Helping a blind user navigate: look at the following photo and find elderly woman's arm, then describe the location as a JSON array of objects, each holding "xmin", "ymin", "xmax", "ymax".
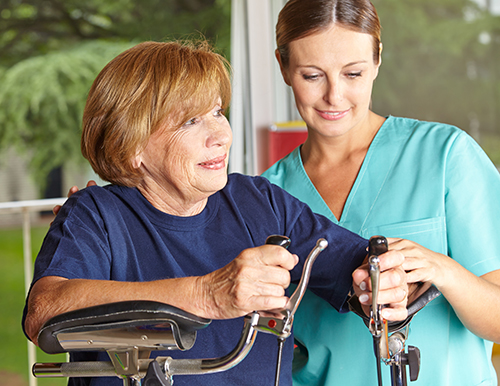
[
  {"xmin": 26, "ymin": 244, "xmax": 409, "ymax": 346},
  {"xmin": 25, "ymin": 244, "xmax": 298, "ymax": 346}
]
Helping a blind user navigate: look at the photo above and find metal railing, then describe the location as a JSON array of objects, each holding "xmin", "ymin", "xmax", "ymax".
[{"xmin": 0, "ymin": 197, "xmax": 67, "ymax": 386}]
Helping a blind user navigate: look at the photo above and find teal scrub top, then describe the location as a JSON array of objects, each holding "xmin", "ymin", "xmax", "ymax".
[{"xmin": 262, "ymin": 116, "xmax": 500, "ymax": 386}]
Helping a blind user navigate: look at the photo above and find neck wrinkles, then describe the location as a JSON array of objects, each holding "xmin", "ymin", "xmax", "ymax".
[{"xmin": 137, "ymin": 179, "xmax": 208, "ymax": 217}]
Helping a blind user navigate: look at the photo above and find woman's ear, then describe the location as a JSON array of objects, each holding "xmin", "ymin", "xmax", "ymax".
[
  {"xmin": 131, "ymin": 152, "xmax": 143, "ymax": 169},
  {"xmin": 374, "ymin": 42, "xmax": 383, "ymax": 79},
  {"xmin": 275, "ymin": 49, "xmax": 291, "ymax": 86}
]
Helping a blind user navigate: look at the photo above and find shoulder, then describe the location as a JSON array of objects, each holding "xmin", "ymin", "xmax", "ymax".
[
  {"xmin": 261, "ymin": 148, "xmax": 301, "ymax": 188},
  {"xmin": 62, "ymin": 184, "xmax": 123, "ymax": 210},
  {"xmin": 384, "ymin": 116, "xmax": 477, "ymax": 160},
  {"xmin": 54, "ymin": 184, "xmax": 135, "ymax": 226},
  {"xmin": 224, "ymin": 172, "xmax": 306, "ymax": 210},
  {"xmin": 387, "ymin": 116, "xmax": 465, "ymax": 142}
]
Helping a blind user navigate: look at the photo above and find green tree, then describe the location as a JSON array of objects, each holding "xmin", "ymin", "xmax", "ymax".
[
  {"xmin": 372, "ymin": 0, "xmax": 500, "ymax": 163},
  {"xmin": 0, "ymin": 0, "xmax": 231, "ymax": 66},
  {"xmin": 0, "ymin": 0, "xmax": 231, "ymax": 190},
  {"xmin": 0, "ymin": 40, "xmax": 135, "ymax": 187}
]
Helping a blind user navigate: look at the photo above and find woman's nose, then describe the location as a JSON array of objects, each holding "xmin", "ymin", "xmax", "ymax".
[
  {"xmin": 323, "ymin": 80, "xmax": 343, "ymax": 105},
  {"xmin": 206, "ymin": 119, "xmax": 232, "ymax": 147}
]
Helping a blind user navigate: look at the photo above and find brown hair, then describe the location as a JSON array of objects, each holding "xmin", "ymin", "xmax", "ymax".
[
  {"xmin": 276, "ymin": 0, "xmax": 381, "ymax": 67},
  {"xmin": 81, "ymin": 40, "xmax": 232, "ymax": 187}
]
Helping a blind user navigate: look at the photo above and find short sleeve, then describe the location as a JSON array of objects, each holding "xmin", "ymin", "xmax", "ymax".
[
  {"xmin": 445, "ymin": 132, "xmax": 500, "ymax": 276},
  {"xmin": 32, "ymin": 192, "xmax": 112, "ymax": 283}
]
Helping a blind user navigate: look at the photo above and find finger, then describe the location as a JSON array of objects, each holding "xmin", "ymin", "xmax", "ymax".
[
  {"xmin": 228, "ymin": 273, "xmax": 289, "ymax": 311},
  {"xmin": 376, "ymin": 285, "xmax": 407, "ymax": 305},
  {"xmin": 232, "ymin": 253, "xmax": 293, "ymax": 288},
  {"xmin": 405, "ymin": 268, "xmax": 433, "ymax": 284},
  {"xmin": 379, "ymin": 267, "xmax": 406, "ymax": 290},
  {"xmin": 251, "ymin": 281, "xmax": 287, "ymax": 297},
  {"xmin": 259, "ymin": 245, "xmax": 298, "ymax": 270},
  {"xmin": 248, "ymin": 294, "xmax": 289, "ymax": 312},
  {"xmin": 52, "ymin": 205, "xmax": 62, "ymax": 216},
  {"xmin": 358, "ymin": 284, "xmax": 407, "ymax": 304},
  {"xmin": 378, "ymin": 250, "xmax": 405, "ymax": 272},
  {"xmin": 87, "ymin": 180, "xmax": 97, "ymax": 187},
  {"xmin": 248, "ymin": 265, "xmax": 292, "ymax": 288},
  {"xmin": 386, "ymin": 238, "xmax": 411, "ymax": 250},
  {"xmin": 401, "ymin": 255, "xmax": 427, "ymax": 271},
  {"xmin": 67, "ymin": 186, "xmax": 79, "ymax": 198},
  {"xmin": 381, "ymin": 304, "xmax": 408, "ymax": 321},
  {"xmin": 352, "ymin": 263, "xmax": 370, "ymax": 287}
]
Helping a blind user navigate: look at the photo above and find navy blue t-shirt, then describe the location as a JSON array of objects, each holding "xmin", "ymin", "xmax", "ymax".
[{"xmin": 24, "ymin": 173, "xmax": 367, "ymax": 386}]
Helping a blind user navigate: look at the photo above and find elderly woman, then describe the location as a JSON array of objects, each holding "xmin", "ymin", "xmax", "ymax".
[{"xmin": 23, "ymin": 41, "xmax": 407, "ymax": 386}]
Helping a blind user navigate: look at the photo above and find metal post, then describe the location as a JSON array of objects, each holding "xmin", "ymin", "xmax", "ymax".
[{"xmin": 22, "ymin": 207, "xmax": 37, "ymax": 386}]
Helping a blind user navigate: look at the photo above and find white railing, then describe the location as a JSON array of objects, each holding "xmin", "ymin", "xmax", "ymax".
[{"xmin": 0, "ymin": 197, "xmax": 67, "ymax": 386}]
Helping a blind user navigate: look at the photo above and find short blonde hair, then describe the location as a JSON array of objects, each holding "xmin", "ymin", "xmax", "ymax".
[{"xmin": 81, "ymin": 40, "xmax": 232, "ymax": 186}]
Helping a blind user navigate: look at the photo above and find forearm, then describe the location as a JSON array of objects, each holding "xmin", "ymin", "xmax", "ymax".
[
  {"xmin": 436, "ymin": 265, "xmax": 500, "ymax": 343},
  {"xmin": 389, "ymin": 238, "xmax": 500, "ymax": 343},
  {"xmin": 25, "ymin": 275, "xmax": 206, "ymax": 345},
  {"xmin": 25, "ymin": 245, "xmax": 297, "ymax": 346}
]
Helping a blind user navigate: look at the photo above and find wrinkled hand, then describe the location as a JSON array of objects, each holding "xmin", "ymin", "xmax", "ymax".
[
  {"xmin": 52, "ymin": 180, "xmax": 97, "ymax": 217},
  {"xmin": 352, "ymin": 250, "xmax": 408, "ymax": 321},
  {"xmin": 199, "ymin": 245, "xmax": 299, "ymax": 320}
]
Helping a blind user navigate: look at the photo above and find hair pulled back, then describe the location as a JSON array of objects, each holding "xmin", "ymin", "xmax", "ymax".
[{"xmin": 276, "ymin": 0, "xmax": 381, "ymax": 67}]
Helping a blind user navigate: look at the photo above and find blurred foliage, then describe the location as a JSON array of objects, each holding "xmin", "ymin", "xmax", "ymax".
[
  {"xmin": 0, "ymin": 0, "xmax": 231, "ymax": 190},
  {"xmin": 0, "ymin": 0, "xmax": 231, "ymax": 66},
  {"xmin": 372, "ymin": 0, "xmax": 500, "ymax": 163},
  {"xmin": 0, "ymin": 40, "xmax": 135, "ymax": 187}
]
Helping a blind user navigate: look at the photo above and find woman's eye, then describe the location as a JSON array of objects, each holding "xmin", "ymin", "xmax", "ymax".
[
  {"xmin": 215, "ymin": 108, "xmax": 226, "ymax": 117},
  {"xmin": 303, "ymin": 74, "xmax": 320, "ymax": 81},
  {"xmin": 183, "ymin": 118, "xmax": 198, "ymax": 126},
  {"xmin": 347, "ymin": 72, "xmax": 362, "ymax": 78}
]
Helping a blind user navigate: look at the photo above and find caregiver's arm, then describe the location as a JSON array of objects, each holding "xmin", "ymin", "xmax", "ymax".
[
  {"xmin": 25, "ymin": 244, "xmax": 298, "ymax": 346},
  {"xmin": 390, "ymin": 238, "xmax": 500, "ymax": 343}
]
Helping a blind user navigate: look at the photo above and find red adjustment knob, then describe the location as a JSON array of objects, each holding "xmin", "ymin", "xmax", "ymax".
[{"xmin": 268, "ymin": 319, "xmax": 277, "ymax": 328}]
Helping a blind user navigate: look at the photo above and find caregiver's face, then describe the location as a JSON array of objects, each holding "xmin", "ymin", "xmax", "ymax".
[
  {"xmin": 139, "ymin": 100, "xmax": 232, "ymax": 205},
  {"xmin": 280, "ymin": 24, "xmax": 380, "ymax": 138}
]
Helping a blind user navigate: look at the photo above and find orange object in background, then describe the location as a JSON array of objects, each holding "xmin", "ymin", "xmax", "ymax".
[
  {"xmin": 267, "ymin": 121, "xmax": 308, "ymax": 169},
  {"xmin": 493, "ymin": 344, "xmax": 500, "ymax": 386}
]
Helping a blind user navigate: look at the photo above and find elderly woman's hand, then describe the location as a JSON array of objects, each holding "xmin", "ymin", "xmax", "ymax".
[
  {"xmin": 352, "ymin": 250, "xmax": 408, "ymax": 321},
  {"xmin": 197, "ymin": 245, "xmax": 299, "ymax": 319}
]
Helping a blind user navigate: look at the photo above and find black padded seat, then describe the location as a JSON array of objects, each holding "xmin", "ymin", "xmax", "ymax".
[{"xmin": 37, "ymin": 300, "xmax": 211, "ymax": 354}]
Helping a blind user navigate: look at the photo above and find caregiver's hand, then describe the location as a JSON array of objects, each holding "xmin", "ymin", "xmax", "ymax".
[
  {"xmin": 52, "ymin": 180, "xmax": 97, "ymax": 217},
  {"xmin": 387, "ymin": 237, "xmax": 500, "ymax": 343}
]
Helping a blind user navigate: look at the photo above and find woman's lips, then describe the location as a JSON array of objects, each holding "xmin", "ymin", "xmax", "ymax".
[
  {"xmin": 316, "ymin": 108, "xmax": 350, "ymax": 121},
  {"xmin": 199, "ymin": 155, "xmax": 227, "ymax": 170}
]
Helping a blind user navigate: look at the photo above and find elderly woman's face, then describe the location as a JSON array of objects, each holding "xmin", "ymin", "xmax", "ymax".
[{"xmin": 137, "ymin": 101, "xmax": 232, "ymax": 207}]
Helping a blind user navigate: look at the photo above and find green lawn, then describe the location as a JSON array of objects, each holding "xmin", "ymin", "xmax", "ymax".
[{"xmin": 0, "ymin": 224, "xmax": 67, "ymax": 386}]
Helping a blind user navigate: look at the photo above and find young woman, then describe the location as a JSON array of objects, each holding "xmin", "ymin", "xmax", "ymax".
[{"xmin": 262, "ymin": 0, "xmax": 500, "ymax": 385}]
